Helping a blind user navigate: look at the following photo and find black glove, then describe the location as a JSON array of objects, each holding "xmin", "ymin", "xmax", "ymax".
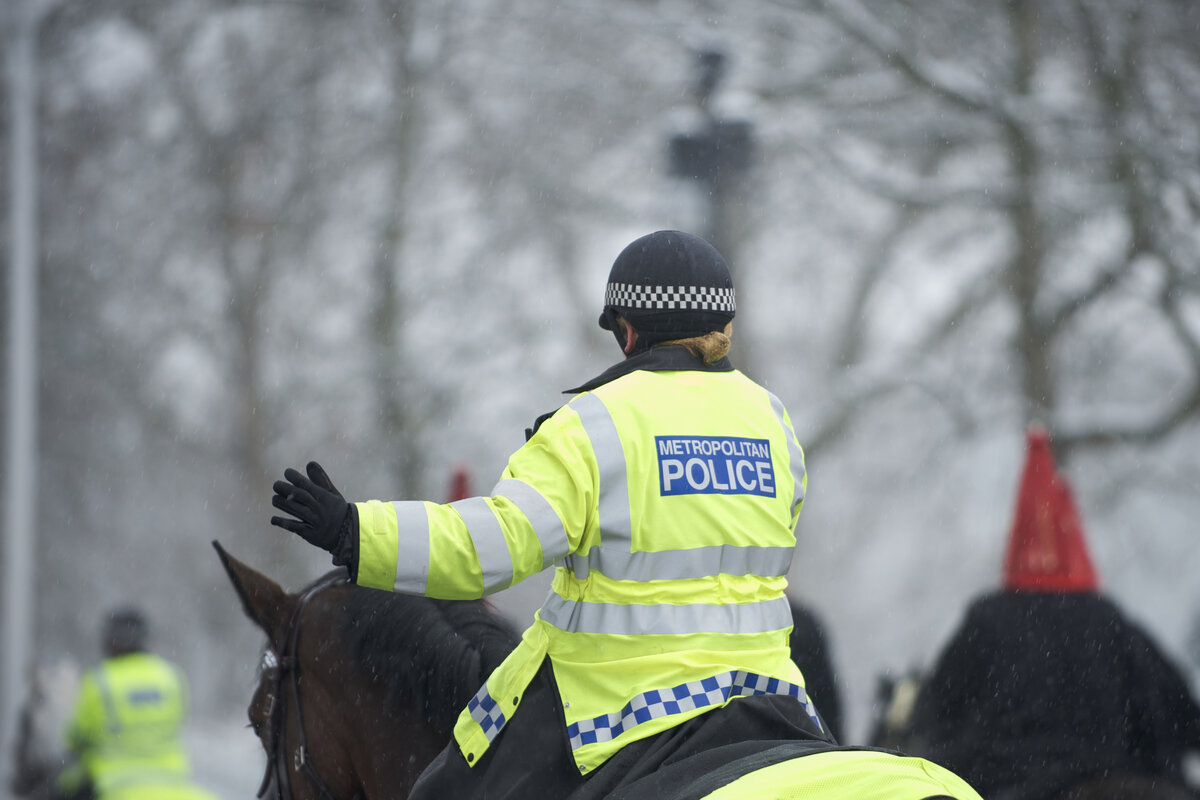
[{"xmin": 270, "ymin": 461, "xmax": 353, "ymax": 554}]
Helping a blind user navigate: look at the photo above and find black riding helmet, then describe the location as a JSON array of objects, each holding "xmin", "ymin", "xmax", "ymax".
[{"xmin": 599, "ymin": 230, "xmax": 736, "ymax": 354}]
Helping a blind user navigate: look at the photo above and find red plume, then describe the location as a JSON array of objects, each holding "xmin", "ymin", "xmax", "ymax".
[
  {"xmin": 1002, "ymin": 426, "xmax": 1099, "ymax": 593},
  {"xmin": 446, "ymin": 466, "xmax": 473, "ymax": 503}
]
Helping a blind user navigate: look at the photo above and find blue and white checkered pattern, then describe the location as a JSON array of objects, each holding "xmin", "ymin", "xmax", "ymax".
[
  {"xmin": 565, "ymin": 670, "xmax": 821, "ymax": 750},
  {"xmin": 466, "ymin": 683, "xmax": 506, "ymax": 742},
  {"xmin": 605, "ymin": 282, "xmax": 736, "ymax": 313}
]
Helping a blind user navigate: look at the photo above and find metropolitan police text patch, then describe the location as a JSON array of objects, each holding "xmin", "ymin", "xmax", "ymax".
[{"xmin": 657, "ymin": 436, "xmax": 775, "ymax": 497}]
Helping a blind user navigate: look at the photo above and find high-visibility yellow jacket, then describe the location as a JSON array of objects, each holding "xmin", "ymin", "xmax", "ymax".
[
  {"xmin": 354, "ymin": 347, "xmax": 813, "ymax": 773},
  {"xmin": 59, "ymin": 652, "xmax": 215, "ymax": 800}
]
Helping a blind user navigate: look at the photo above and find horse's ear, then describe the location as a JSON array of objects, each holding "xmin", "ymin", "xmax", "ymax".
[{"xmin": 212, "ymin": 540, "xmax": 294, "ymax": 648}]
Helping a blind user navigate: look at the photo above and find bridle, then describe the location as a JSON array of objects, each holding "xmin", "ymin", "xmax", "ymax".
[{"xmin": 257, "ymin": 571, "xmax": 356, "ymax": 800}]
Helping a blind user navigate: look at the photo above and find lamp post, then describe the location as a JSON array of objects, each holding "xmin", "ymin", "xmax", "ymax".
[
  {"xmin": 3, "ymin": 0, "xmax": 41, "ymax": 790},
  {"xmin": 667, "ymin": 48, "xmax": 755, "ymax": 260},
  {"xmin": 667, "ymin": 47, "xmax": 756, "ymax": 374}
]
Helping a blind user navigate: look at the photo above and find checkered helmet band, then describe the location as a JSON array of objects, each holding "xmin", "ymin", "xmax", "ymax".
[{"xmin": 604, "ymin": 283, "xmax": 736, "ymax": 314}]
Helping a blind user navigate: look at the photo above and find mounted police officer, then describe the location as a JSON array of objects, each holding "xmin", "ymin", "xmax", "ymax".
[
  {"xmin": 56, "ymin": 608, "xmax": 217, "ymax": 800},
  {"xmin": 271, "ymin": 230, "xmax": 835, "ymax": 799}
]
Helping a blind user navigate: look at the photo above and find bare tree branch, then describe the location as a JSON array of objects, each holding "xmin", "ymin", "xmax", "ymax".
[{"xmin": 806, "ymin": 0, "xmax": 1007, "ymax": 119}]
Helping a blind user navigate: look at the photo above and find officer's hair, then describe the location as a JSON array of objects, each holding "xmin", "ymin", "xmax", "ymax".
[{"xmin": 657, "ymin": 322, "xmax": 733, "ymax": 365}]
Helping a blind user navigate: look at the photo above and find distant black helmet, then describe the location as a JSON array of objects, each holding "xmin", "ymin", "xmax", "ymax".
[
  {"xmin": 104, "ymin": 606, "xmax": 149, "ymax": 655},
  {"xmin": 599, "ymin": 230, "xmax": 735, "ymax": 351}
]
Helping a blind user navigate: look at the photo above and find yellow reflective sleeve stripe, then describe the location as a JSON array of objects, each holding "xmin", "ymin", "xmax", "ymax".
[
  {"xmin": 491, "ymin": 478, "xmax": 571, "ymax": 569},
  {"xmin": 768, "ymin": 390, "xmax": 806, "ymax": 521},
  {"xmin": 391, "ymin": 501, "xmax": 435, "ymax": 592},
  {"xmin": 355, "ymin": 500, "xmax": 401, "ymax": 592},
  {"xmin": 357, "ymin": 454, "xmax": 581, "ymax": 599},
  {"xmin": 358, "ymin": 499, "xmax": 494, "ymax": 598},
  {"xmin": 449, "ymin": 497, "xmax": 514, "ymax": 592},
  {"xmin": 358, "ymin": 498, "xmax": 503, "ymax": 599},
  {"xmin": 699, "ymin": 749, "xmax": 985, "ymax": 800},
  {"xmin": 424, "ymin": 501, "xmax": 499, "ymax": 598}
]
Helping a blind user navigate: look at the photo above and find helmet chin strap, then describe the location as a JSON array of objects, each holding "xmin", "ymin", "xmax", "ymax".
[
  {"xmin": 622, "ymin": 325, "xmax": 639, "ymax": 355},
  {"xmin": 602, "ymin": 307, "xmax": 628, "ymax": 351},
  {"xmin": 601, "ymin": 308, "xmax": 649, "ymax": 356}
]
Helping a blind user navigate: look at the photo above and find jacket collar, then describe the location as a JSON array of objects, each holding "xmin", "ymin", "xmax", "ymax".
[{"xmin": 566, "ymin": 345, "xmax": 734, "ymax": 394}]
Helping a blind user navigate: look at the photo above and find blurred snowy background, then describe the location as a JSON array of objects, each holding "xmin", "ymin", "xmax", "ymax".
[{"xmin": 4, "ymin": 1, "xmax": 1200, "ymax": 797}]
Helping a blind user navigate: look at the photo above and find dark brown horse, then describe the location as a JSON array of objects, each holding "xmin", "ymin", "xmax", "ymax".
[
  {"xmin": 213, "ymin": 541, "xmax": 519, "ymax": 800},
  {"xmin": 215, "ymin": 541, "xmax": 999, "ymax": 800}
]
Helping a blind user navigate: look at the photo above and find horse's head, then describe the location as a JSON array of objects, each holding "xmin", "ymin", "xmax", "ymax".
[
  {"xmin": 213, "ymin": 542, "xmax": 364, "ymax": 796},
  {"xmin": 214, "ymin": 541, "xmax": 394, "ymax": 800}
]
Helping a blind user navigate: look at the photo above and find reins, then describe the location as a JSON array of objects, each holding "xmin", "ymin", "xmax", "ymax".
[{"xmin": 258, "ymin": 571, "xmax": 353, "ymax": 800}]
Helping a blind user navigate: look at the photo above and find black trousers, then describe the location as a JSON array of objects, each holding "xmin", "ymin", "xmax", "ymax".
[{"xmin": 408, "ymin": 660, "xmax": 836, "ymax": 800}]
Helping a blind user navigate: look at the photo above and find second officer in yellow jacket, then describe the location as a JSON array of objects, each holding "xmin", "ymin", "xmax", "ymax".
[{"xmin": 57, "ymin": 608, "xmax": 218, "ymax": 800}]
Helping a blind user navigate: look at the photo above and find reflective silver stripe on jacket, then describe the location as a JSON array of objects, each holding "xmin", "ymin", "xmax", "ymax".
[
  {"xmin": 96, "ymin": 666, "xmax": 122, "ymax": 735},
  {"xmin": 769, "ymin": 391, "xmax": 806, "ymax": 517},
  {"xmin": 450, "ymin": 497, "xmax": 514, "ymax": 592},
  {"xmin": 568, "ymin": 544, "xmax": 793, "ymax": 582},
  {"xmin": 391, "ymin": 500, "xmax": 431, "ymax": 594},
  {"xmin": 538, "ymin": 594, "xmax": 793, "ymax": 636},
  {"xmin": 570, "ymin": 393, "xmax": 631, "ymax": 545},
  {"xmin": 492, "ymin": 478, "xmax": 570, "ymax": 569},
  {"xmin": 563, "ymin": 391, "xmax": 630, "ymax": 580}
]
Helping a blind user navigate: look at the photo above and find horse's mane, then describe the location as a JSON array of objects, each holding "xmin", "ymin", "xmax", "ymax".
[{"xmin": 310, "ymin": 572, "xmax": 520, "ymax": 736}]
